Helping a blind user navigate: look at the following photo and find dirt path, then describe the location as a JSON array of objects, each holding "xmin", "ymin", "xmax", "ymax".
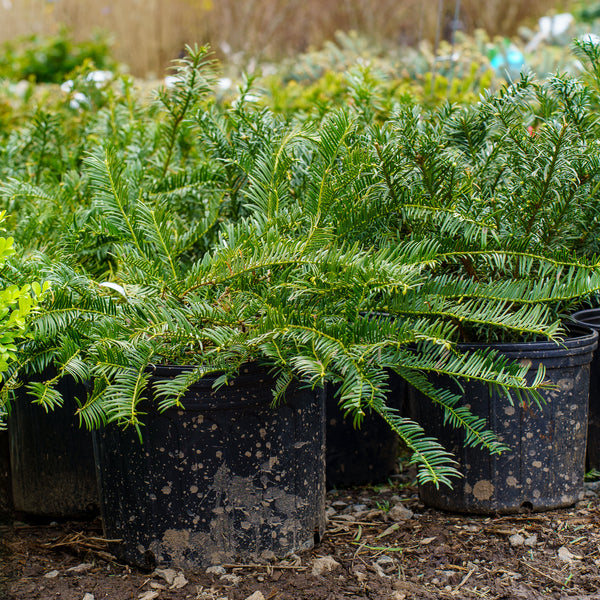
[{"xmin": 2, "ymin": 481, "xmax": 600, "ymax": 600}]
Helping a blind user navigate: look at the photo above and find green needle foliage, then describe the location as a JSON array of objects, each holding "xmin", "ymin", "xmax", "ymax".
[{"xmin": 5, "ymin": 45, "xmax": 600, "ymax": 487}]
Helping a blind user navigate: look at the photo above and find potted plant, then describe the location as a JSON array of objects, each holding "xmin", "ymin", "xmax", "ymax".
[
  {"xmin": 0, "ymin": 46, "xmax": 232, "ymax": 518},
  {"xmin": 557, "ymin": 37, "xmax": 600, "ymax": 473},
  {"xmin": 17, "ymin": 90, "xmax": 600, "ymax": 570},
  {"xmin": 9, "ymin": 48, "xmax": 600, "ymax": 564},
  {"xmin": 356, "ymin": 55, "xmax": 600, "ymax": 512}
]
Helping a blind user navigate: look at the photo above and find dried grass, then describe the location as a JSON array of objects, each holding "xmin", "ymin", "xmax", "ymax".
[{"xmin": 0, "ymin": 0, "xmax": 568, "ymax": 76}]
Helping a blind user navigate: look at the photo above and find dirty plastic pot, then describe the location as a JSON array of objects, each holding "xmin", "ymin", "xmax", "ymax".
[
  {"xmin": 572, "ymin": 309, "xmax": 600, "ymax": 471},
  {"xmin": 9, "ymin": 374, "xmax": 98, "ymax": 518},
  {"xmin": 326, "ymin": 371, "xmax": 404, "ymax": 488},
  {"xmin": 408, "ymin": 326, "xmax": 597, "ymax": 514},
  {"xmin": 92, "ymin": 363, "xmax": 326, "ymax": 570}
]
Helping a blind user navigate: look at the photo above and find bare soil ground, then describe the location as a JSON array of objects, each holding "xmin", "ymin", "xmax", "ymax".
[{"xmin": 2, "ymin": 480, "xmax": 600, "ymax": 600}]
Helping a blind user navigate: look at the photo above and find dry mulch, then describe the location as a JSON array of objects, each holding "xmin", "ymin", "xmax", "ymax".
[{"xmin": 2, "ymin": 480, "xmax": 600, "ymax": 600}]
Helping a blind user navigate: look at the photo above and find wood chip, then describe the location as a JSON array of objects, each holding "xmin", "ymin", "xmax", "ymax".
[
  {"xmin": 312, "ymin": 556, "xmax": 341, "ymax": 576},
  {"xmin": 154, "ymin": 568, "xmax": 177, "ymax": 585},
  {"xmin": 43, "ymin": 570, "xmax": 59, "ymax": 578},
  {"xmin": 170, "ymin": 572, "xmax": 188, "ymax": 589},
  {"xmin": 520, "ymin": 560, "xmax": 565, "ymax": 587},
  {"xmin": 377, "ymin": 523, "xmax": 400, "ymax": 539},
  {"xmin": 558, "ymin": 546, "xmax": 582, "ymax": 563},
  {"xmin": 66, "ymin": 562, "xmax": 93, "ymax": 574},
  {"xmin": 452, "ymin": 566, "xmax": 476, "ymax": 594}
]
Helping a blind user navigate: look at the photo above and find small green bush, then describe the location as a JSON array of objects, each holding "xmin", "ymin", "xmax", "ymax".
[
  {"xmin": 0, "ymin": 211, "xmax": 47, "ymax": 425},
  {"xmin": 0, "ymin": 28, "xmax": 116, "ymax": 84}
]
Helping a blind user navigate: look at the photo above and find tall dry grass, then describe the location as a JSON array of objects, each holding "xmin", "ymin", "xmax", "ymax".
[{"xmin": 0, "ymin": 0, "xmax": 568, "ymax": 76}]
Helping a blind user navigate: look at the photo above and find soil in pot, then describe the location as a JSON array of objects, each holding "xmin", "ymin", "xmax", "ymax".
[
  {"xmin": 572, "ymin": 308, "xmax": 600, "ymax": 471},
  {"xmin": 408, "ymin": 326, "xmax": 598, "ymax": 514},
  {"xmin": 9, "ymin": 374, "xmax": 98, "ymax": 518},
  {"xmin": 93, "ymin": 364, "xmax": 326, "ymax": 570},
  {"xmin": 326, "ymin": 371, "xmax": 404, "ymax": 488}
]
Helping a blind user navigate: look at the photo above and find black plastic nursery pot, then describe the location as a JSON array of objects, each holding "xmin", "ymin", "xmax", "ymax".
[
  {"xmin": 572, "ymin": 308, "xmax": 600, "ymax": 471},
  {"xmin": 408, "ymin": 326, "xmax": 598, "ymax": 514},
  {"xmin": 92, "ymin": 363, "xmax": 326, "ymax": 570},
  {"xmin": 325, "ymin": 371, "xmax": 404, "ymax": 488},
  {"xmin": 9, "ymin": 375, "xmax": 98, "ymax": 518}
]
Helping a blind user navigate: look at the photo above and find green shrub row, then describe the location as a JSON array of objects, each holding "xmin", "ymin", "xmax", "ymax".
[{"xmin": 2, "ymin": 41, "xmax": 600, "ymax": 484}]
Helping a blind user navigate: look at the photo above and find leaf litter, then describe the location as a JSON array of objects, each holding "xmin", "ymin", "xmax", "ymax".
[{"xmin": 2, "ymin": 480, "xmax": 600, "ymax": 599}]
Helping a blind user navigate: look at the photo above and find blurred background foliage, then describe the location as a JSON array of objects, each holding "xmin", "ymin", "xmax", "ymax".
[
  {"xmin": 0, "ymin": 0, "xmax": 577, "ymax": 77},
  {"xmin": 2, "ymin": 1, "xmax": 600, "ymax": 121}
]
